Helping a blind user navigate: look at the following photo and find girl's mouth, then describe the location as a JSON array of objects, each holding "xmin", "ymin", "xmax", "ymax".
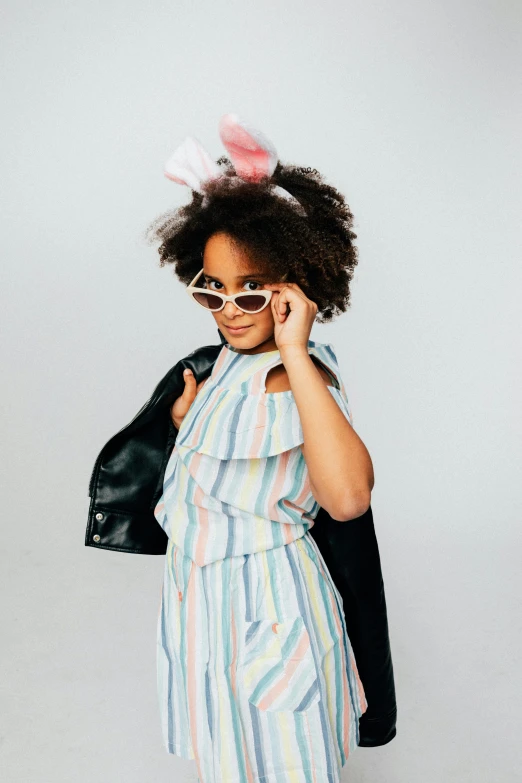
[{"xmin": 225, "ymin": 325, "xmax": 252, "ymax": 335}]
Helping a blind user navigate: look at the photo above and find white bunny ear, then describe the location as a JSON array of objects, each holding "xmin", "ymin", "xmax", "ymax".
[
  {"xmin": 218, "ymin": 113, "xmax": 278, "ymax": 182},
  {"xmin": 164, "ymin": 135, "xmax": 222, "ymax": 193}
]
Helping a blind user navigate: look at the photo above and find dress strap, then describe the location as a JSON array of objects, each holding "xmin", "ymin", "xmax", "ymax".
[
  {"xmin": 255, "ymin": 351, "xmax": 289, "ymax": 393},
  {"xmin": 255, "ymin": 340, "xmax": 342, "ymax": 393},
  {"xmin": 306, "ymin": 343, "xmax": 342, "ymax": 390},
  {"xmin": 295, "ymin": 341, "xmax": 354, "ymax": 426}
]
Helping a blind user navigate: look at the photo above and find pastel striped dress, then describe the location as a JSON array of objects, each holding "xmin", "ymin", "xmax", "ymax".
[{"xmin": 154, "ymin": 339, "xmax": 368, "ymax": 783}]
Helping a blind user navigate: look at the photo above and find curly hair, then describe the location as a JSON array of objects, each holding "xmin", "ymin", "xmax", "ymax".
[{"xmin": 144, "ymin": 156, "xmax": 359, "ymax": 323}]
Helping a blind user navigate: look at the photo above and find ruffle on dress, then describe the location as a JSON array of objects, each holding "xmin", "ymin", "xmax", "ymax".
[{"xmin": 174, "ymin": 341, "xmax": 353, "ymax": 461}]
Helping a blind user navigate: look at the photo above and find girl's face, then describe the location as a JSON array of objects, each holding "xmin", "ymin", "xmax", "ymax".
[{"xmin": 201, "ymin": 232, "xmax": 279, "ymax": 355}]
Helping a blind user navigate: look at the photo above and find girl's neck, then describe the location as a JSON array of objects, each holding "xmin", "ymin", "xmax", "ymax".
[{"xmin": 227, "ymin": 335, "xmax": 278, "ymax": 355}]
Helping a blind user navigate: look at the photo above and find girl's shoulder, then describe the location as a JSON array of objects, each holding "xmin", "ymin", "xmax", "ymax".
[
  {"xmin": 265, "ymin": 340, "xmax": 345, "ymax": 394},
  {"xmin": 268, "ymin": 338, "xmax": 354, "ymax": 426},
  {"xmin": 305, "ymin": 340, "xmax": 354, "ymax": 426},
  {"xmin": 265, "ymin": 356, "xmax": 334, "ymax": 393},
  {"xmin": 306, "ymin": 340, "xmax": 343, "ymax": 390},
  {"xmin": 310, "ymin": 338, "xmax": 350, "ymax": 376}
]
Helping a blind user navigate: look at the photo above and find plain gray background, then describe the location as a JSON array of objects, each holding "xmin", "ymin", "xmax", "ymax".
[{"xmin": 1, "ymin": 1, "xmax": 520, "ymax": 781}]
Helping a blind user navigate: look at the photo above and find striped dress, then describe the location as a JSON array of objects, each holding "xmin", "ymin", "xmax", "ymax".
[{"xmin": 154, "ymin": 339, "xmax": 368, "ymax": 783}]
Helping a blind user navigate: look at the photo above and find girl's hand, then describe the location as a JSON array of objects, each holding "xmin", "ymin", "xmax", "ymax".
[
  {"xmin": 170, "ymin": 370, "xmax": 208, "ymax": 430},
  {"xmin": 263, "ymin": 282, "xmax": 318, "ymax": 352}
]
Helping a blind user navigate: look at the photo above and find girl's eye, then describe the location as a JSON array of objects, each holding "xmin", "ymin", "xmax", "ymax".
[{"xmin": 205, "ymin": 280, "xmax": 262, "ymax": 291}]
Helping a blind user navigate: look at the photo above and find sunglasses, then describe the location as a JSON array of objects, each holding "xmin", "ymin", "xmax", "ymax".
[{"xmin": 186, "ymin": 269, "xmax": 274, "ymax": 314}]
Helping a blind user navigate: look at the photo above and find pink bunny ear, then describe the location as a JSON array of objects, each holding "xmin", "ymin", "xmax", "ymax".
[
  {"xmin": 218, "ymin": 113, "xmax": 278, "ymax": 182},
  {"xmin": 164, "ymin": 135, "xmax": 222, "ymax": 193}
]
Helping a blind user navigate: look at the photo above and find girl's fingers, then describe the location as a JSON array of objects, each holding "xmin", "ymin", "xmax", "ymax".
[
  {"xmin": 269, "ymin": 285, "xmax": 300, "ymax": 321},
  {"xmin": 182, "ymin": 369, "xmax": 197, "ymax": 398}
]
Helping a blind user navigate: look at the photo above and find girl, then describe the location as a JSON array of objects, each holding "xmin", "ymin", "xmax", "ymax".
[{"xmin": 145, "ymin": 114, "xmax": 374, "ymax": 783}]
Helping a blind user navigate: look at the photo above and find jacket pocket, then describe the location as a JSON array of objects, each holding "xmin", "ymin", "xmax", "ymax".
[{"xmin": 239, "ymin": 616, "xmax": 320, "ymax": 713}]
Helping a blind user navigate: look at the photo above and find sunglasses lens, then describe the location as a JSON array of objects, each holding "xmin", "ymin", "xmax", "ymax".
[
  {"xmin": 235, "ymin": 295, "xmax": 267, "ymax": 312},
  {"xmin": 193, "ymin": 292, "xmax": 224, "ymax": 310},
  {"xmin": 192, "ymin": 291, "xmax": 268, "ymax": 313}
]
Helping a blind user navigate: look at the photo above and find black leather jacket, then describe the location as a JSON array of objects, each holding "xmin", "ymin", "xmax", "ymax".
[{"xmin": 85, "ymin": 329, "xmax": 397, "ymax": 747}]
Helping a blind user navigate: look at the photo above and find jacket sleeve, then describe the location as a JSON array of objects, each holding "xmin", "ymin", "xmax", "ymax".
[
  {"xmin": 309, "ymin": 505, "xmax": 397, "ymax": 746},
  {"xmin": 85, "ymin": 342, "xmax": 223, "ymax": 555}
]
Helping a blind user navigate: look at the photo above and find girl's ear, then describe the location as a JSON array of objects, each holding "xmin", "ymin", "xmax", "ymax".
[{"xmin": 218, "ymin": 113, "xmax": 278, "ymax": 182}]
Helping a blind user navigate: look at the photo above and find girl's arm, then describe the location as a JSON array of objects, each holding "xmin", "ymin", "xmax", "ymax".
[{"xmin": 281, "ymin": 346, "xmax": 374, "ymax": 522}]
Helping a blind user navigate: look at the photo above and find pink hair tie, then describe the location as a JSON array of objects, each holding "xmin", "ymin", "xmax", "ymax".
[{"xmin": 164, "ymin": 113, "xmax": 306, "ymax": 216}]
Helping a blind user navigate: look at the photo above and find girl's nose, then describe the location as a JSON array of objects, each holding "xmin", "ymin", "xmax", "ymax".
[{"xmin": 223, "ymin": 300, "xmax": 243, "ymax": 316}]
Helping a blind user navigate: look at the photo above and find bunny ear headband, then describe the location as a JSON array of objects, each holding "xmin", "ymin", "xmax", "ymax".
[{"xmin": 163, "ymin": 113, "xmax": 306, "ymax": 216}]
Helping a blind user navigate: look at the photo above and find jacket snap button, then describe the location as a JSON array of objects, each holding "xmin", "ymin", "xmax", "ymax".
[
  {"xmin": 178, "ymin": 591, "xmax": 183, "ymax": 602},
  {"xmin": 272, "ymin": 623, "xmax": 278, "ymax": 633},
  {"xmin": 95, "ymin": 513, "xmax": 104, "ymax": 521},
  {"xmin": 93, "ymin": 534, "xmax": 101, "ymax": 542}
]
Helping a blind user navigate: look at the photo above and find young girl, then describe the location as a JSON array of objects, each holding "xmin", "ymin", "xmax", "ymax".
[{"xmin": 146, "ymin": 114, "xmax": 374, "ymax": 783}]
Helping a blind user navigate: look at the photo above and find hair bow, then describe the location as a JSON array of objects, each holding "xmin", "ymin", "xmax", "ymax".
[{"xmin": 163, "ymin": 113, "xmax": 304, "ymax": 212}]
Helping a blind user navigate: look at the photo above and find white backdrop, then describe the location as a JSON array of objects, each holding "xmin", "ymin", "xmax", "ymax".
[{"xmin": 1, "ymin": 1, "xmax": 520, "ymax": 781}]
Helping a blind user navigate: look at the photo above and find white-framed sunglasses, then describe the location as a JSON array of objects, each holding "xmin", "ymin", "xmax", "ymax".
[{"xmin": 186, "ymin": 268, "xmax": 274, "ymax": 314}]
